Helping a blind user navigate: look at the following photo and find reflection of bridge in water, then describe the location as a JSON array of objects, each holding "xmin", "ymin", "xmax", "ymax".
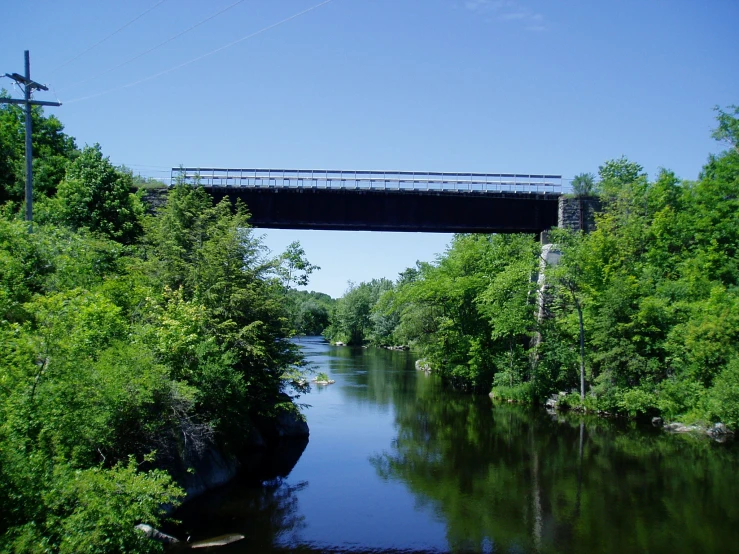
[{"xmin": 172, "ymin": 167, "xmax": 564, "ymax": 233}]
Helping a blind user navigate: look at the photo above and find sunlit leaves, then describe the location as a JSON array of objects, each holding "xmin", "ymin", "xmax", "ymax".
[{"xmin": 56, "ymin": 145, "xmax": 144, "ymax": 243}]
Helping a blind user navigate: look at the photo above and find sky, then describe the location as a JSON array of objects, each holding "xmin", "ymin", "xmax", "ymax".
[{"xmin": 2, "ymin": 0, "xmax": 738, "ymax": 298}]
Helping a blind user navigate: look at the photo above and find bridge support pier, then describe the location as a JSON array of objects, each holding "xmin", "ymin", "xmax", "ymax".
[
  {"xmin": 533, "ymin": 196, "xmax": 601, "ymax": 358},
  {"xmin": 557, "ymin": 195, "xmax": 601, "ymax": 232}
]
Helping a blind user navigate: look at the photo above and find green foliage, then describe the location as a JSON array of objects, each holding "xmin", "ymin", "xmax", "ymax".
[
  {"xmin": 277, "ymin": 241, "xmax": 320, "ymax": 288},
  {"xmin": 324, "ymin": 106, "xmax": 739, "ymax": 426},
  {"xmin": 285, "ymin": 290, "xmax": 334, "ymax": 335},
  {"xmin": 56, "ymin": 145, "xmax": 144, "ymax": 243},
  {"xmin": 490, "ymin": 381, "xmax": 536, "ymax": 403},
  {"xmin": 597, "ymin": 156, "xmax": 646, "ymax": 197},
  {"xmin": 3, "ymin": 459, "xmax": 182, "ymax": 554},
  {"xmin": 712, "ymin": 104, "xmax": 739, "ymax": 152},
  {"xmin": 0, "ymin": 147, "xmax": 313, "ymax": 549},
  {"xmin": 570, "ymin": 172, "xmax": 597, "ymax": 196},
  {"xmin": 656, "ymin": 378, "xmax": 706, "ymax": 422},
  {"xmin": 325, "ymin": 279, "xmax": 394, "ymax": 345},
  {"xmin": 706, "ymin": 357, "xmax": 739, "ymax": 428},
  {"xmin": 0, "ymin": 94, "xmax": 79, "ymax": 205},
  {"xmin": 616, "ymin": 387, "xmax": 658, "ymax": 418}
]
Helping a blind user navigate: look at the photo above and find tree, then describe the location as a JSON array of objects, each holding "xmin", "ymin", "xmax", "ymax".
[
  {"xmin": 597, "ymin": 156, "xmax": 646, "ymax": 200},
  {"xmin": 545, "ymin": 229, "xmax": 591, "ymax": 401},
  {"xmin": 598, "ymin": 157, "xmax": 644, "ymax": 187},
  {"xmin": 278, "ymin": 241, "xmax": 320, "ymax": 288},
  {"xmin": 712, "ymin": 104, "xmax": 739, "ymax": 153},
  {"xmin": 478, "ymin": 239, "xmax": 539, "ymax": 389},
  {"xmin": 570, "ymin": 172, "xmax": 596, "ymax": 196},
  {"xmin": 327, "ymin": 280, "xmax": 391, "ymax": 345},
  {"xmin": 56, "ymin": 145, "xmax": 143, "ymax": 243},
  {"xmin": 0, "ymin": 92, "xmax": 79, "ymax": 205}
]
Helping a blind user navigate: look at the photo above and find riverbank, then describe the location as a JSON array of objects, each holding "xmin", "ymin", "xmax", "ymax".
[
  {"xmin": 0, "ymin": 183, "xmax": 316, "ymax": 553},
  {"xmin": 167, "ymin": 338, "xmax": 739, "ymax": 554},
  {"xmin": 492, "ymin": 389, "xmax": 736, "ymax": 442},
  {"xmin": 166, "ymin": 399, "xmax": 309, "ymax": 503}
]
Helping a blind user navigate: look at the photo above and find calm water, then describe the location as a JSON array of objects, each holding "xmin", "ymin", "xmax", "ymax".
[{"xmin": 169, "ymin": 336, "xmax": 739, "ymax": 553}]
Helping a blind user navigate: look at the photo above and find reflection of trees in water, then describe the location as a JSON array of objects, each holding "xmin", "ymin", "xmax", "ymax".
[
  {"xmin": 167, "ymin": 439, "xmax": 310, "ymax": 551},
  {"xmin": 166, "ymin": 478, "xmax": 308, "ymax": 551},
  {"xmin": 372, "ymin": 389, "xmax": 739, "ymax": 554},
  {"xmin": 246, "ymin": 479, "xmax": 309, "ymax": 547},
  {"xmin": 327, "ymin": 346, "xmax": 426, "ymax": 408}
]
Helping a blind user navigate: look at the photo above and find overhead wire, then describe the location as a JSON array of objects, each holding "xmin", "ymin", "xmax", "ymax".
[
  {"xmin": 63, "ymin": 0, "xmax": 337, "ymax": 105},
  {"xmin": 59, "ymin": 0, "xmax": 248, "ymax": 92},
  {"xmin": 49, "ymin": 0, "xmax": 169, "ymax": 74}
]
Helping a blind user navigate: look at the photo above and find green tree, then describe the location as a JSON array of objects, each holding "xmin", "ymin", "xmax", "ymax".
[
  {"xmin": 478, "ymin": 240, "xmax": 539, "ymax": 392},
  {"xmin": 0, "ymin": 113, "xmax": 316, "ymax": 551},
  {"xmin": 712, "ymin": 104, "xmax": 739, "ymax": 153},
  {"xmin": 56, "ymin": 145, "xmax": 143, "ymax": 243},
  {"xmin": 0, "ymin": 92, "xmax": 78, "ymax": 205},
  {"xmin": 277, "ymin": 241, "xmax": 320, "ymax": 288},
  {"xmin": 570, "ymin": 172, "xmax": 596, "ymax": 196},
  {"xmin": 545, "ymin": 230, "xmax": 592, "ymax": 400},
  {"xmin": 287, "ymin": 290, "xmax": 334, "ymax": 335},
  {"xmin": 327, "ymin": 280, "xmax": 392, "ymax": 345}
]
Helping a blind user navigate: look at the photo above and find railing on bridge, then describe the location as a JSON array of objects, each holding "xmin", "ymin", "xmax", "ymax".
[{"xmin": 171, "ymin": 168, "xmax": 563, "ymax": 194}]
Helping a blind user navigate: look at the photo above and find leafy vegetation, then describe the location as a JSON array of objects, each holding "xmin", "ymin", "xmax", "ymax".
[
  {"xmin": 286, "ymin": 290, "xmax": 334, "ymax": 336},
  {"xmin": 0, "ymin": 102, "xmax": 315, "ymax": 552},
  {"xmin": 326, "ymin": 106, "xmax": 739, "ymax": 427},
  {"xmin": 324, "ymin": 278, "xmax": 394, "ymax": 345}
]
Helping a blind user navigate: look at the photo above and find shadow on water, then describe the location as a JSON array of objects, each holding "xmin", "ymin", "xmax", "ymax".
[
  {"xmin": 167, "ymin": 337, "xmax": 739, "ymax": 554},
  {"xmin": 163, "ymin": 438, "xmax": 309, "ymax": 551}
]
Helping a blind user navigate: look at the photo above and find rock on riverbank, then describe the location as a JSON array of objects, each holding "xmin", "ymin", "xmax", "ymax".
[{"xmin": 169, "ymin": 393, "xmax": 309, "ymax": 503}]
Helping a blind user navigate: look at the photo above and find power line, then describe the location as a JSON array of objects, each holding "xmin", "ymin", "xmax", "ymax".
[
  {"xmin": 50, "ymin": 0, "xmax": 169, "ymax": 74},
  {"xmin": 64, "ymin": 0, "xmax": 337, "ymax": 105},
  {"xmin": 60, "ymin": 0, "xmax": 247, "ymax": 92}
]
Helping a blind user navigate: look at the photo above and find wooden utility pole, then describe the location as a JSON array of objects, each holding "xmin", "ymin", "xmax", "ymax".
[{"xmin": 1, "ymin": 51, "xmax": 62, "ymax": 229}]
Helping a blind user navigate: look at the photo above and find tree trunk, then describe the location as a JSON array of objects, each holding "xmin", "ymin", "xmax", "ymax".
[
  {"xmin": 569, "ymin": 288, "xmax": 586, "ymax": 400},
  {"xmin": 509, "ymin": 337, "xmax": 514, "ymax": 386}
]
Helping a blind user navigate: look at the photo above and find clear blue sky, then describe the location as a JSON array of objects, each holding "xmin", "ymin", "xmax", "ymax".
[{"xmin": 2, "ymin": 1, "xmax": 737, "ymax": 297}]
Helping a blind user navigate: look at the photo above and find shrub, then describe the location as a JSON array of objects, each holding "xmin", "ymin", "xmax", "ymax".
[
  {"xmin": 491, "ymin": 381, "xmax": 536, "ymax": 403},
  {"xmin": 705, "ymin": 357, "xmax": 739, "ymax": 428},
  {"xmin": 3, "ymin": 459, "xmax": 184, "ymax": 554},
  {"xmin": 617, "ymin": 387, "xmax": 658, "ymax": 418}
]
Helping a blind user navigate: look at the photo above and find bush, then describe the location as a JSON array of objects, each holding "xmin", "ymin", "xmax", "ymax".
[
  {"xmin": 706, "ymin": 357, "xmax": 739, "ymax": 428},
  {"xmin": 56, "ymin": 145, "xmax": 143, "ymax": 243},
  {"xmin": 3, "ymin": 459, "xmax": 183, "ymax": 554},
  {"xmin": 617, "ymin": 387, "xmax": 659, "ymax": 418},
  {"xmin": 491, "ymin": 381, "xmax": 536, "ymax": 403},
  {"xmin": 656, "ymin": 377, "xmax": 706, "ymax": 421}
]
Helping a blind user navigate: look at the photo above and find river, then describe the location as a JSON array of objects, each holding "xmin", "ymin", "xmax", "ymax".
[{"xmin": 169, "ymin": 336, "xmax": 739, "ymax": 553}]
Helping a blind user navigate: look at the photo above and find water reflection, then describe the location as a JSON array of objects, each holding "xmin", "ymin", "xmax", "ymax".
[
  {"xmin": 165, "ymin": 439, "xmax": 309, "ymax": 550},
  {"xmin": 373, "ymin": 389, "xmax": 739, "ymax": 554},
  {"xmin": 171, "ymin": 337, "xmax": 739, "ymax": 554}
]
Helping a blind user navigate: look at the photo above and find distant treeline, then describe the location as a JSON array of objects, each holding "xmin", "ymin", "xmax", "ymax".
[
  {"xmin": 0, "ymin": 93, "xmax": 317, "ymax": 552},
  {"xmin": 324, "ymin": 106, "xmax": 739, "ymax": 429}
]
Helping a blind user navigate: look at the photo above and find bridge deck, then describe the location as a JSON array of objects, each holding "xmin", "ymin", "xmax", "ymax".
[{"xmin": 173, "ymin": 168, "xmax": 563, "ymax": 195}]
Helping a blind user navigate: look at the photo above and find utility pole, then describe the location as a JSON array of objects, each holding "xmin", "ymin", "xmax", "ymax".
[{"xmin": 1, "ymin": 50, "xmax": 62, "ymax": 230}]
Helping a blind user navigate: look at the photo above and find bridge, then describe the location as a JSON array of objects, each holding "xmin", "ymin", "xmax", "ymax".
[{"xmin": 171, "ymin": 167, "xmax": 565, "ymax": 234}]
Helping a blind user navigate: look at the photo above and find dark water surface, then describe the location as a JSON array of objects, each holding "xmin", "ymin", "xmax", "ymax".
[{"xmin": 169, "ymin": 336, "xmax": 739, "ymax": 553}]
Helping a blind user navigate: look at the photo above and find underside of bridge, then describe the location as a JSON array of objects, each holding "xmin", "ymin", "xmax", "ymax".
[{"xmin": 205, "ymin": 187, "xmax": 560, "ymax": 234}]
